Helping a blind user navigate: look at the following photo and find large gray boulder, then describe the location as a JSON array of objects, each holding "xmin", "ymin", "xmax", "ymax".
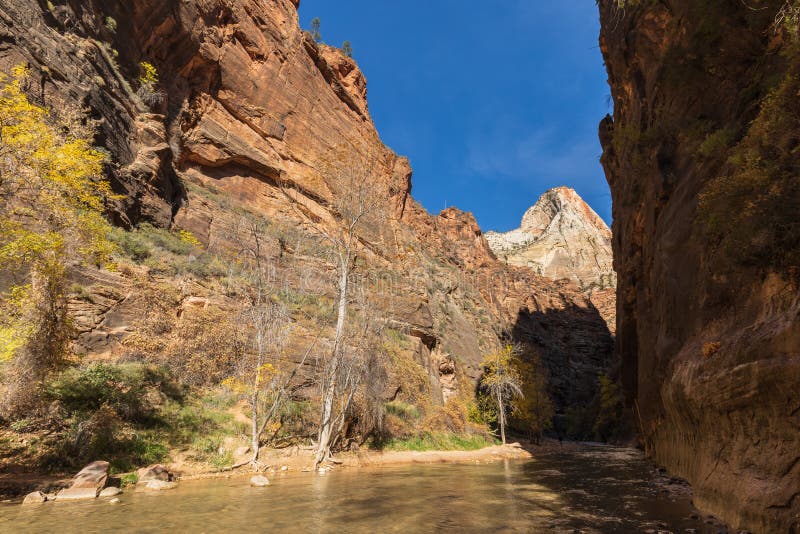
[
  {"xmin": 54, "ymin": 460, "xmax": 111, "ymax": 501},
  {"xmin": 71, "ymin": 461, "xmax": 110, "ymax": 490}
]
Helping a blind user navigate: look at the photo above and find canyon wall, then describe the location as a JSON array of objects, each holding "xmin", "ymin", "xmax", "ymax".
[
  {"xmin": 0, "ymin": 0, "xmax": 613, "ymax": 414},
  {"xmin": 598, "ymin": 1, "xmax": 800, "ymax": 532}
]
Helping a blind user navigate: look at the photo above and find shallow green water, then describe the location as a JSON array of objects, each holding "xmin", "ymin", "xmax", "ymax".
[{"xmin": 0, "ymin": 445, "xmax": 718, "ymax": 533}]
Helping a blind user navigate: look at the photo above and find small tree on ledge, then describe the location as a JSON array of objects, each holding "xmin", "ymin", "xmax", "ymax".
[
  {"xmin": 342, "ymin": 40, "xmax": 353, "ymax": 58},
  {"xmin": 311, "ymin": 17, "xmax": 322, "ymax": 43}
]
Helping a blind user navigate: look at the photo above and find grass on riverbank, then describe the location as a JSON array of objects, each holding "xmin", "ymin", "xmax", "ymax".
[{"xmin": 381, "ymin": 432, "xmax": 497, "ymax": 452}]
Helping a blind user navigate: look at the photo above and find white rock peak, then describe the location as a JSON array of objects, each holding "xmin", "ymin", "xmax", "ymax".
[{"xmin": 486, "ymin": 187, "xmax": 616, "ymax": 290}]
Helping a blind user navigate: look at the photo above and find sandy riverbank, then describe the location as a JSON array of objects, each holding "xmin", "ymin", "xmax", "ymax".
[
  {"xmin": 176, "ymin": 438, "xmax": 599, "ymax": 483},
  {"xmin": 176, "ymin": 441, "xmax": 537, "ymax": 482},
  {"xmin": 1, "ymin": 439, "xmax": 582, "ymax": 498}
]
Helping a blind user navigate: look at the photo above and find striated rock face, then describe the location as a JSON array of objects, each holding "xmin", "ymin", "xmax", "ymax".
[
  {"xmin": 486, "ymin": 187, "xmax": 615, "ymax": 290},
  {"xmin": 0, "ymin": 0, "xmax": 614, "ymax": 429},
  {"xmin": 598, "ymin": 1, "xmax": 800, "ymax": 532}
]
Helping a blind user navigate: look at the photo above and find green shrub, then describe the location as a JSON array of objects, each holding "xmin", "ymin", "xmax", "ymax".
[
  {"xmin": 47, "ymin": 363, "xmax": 179, "ymax": 422},
  {"xmin": 698, "ymin": 70, "xmax": 800, "ymax": 272},
  {"xmin": 9, "ymin": 418, "xmax": 35, "ymax": 432},
  {"xmin": 385, "ymin": 400, "xmax": 420, "ymax": 420},
  {"xmin": 697, "ymin": 126, "xmax": 739, "ymax": 158},
  {"xmin": 119, "ymin": 472, "xmax": 138, "ymax": 487},
  {"xmin": 109, "ymin": 227, "xmax": 152, "ymax": 260},
  {"xmin": 112, "ymin": 223, "xmax": 202, "ymax": 260},
  {"xmin": 139, "ymin": 223, "xmax": 197, "ymax": 255}
]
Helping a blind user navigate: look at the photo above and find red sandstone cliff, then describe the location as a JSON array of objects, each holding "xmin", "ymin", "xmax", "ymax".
[{"xmin": 598, "ymin": 1, "xmax": 800, "ymax": 532}]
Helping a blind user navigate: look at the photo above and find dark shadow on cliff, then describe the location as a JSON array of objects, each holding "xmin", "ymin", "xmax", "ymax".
[
  {"xmin": 510, "ymin": 300, "xmax": 631, "ymax": 442},
  {"xmin": 511, "ymin": 301, "xmax": 613, "ymax": 410}
]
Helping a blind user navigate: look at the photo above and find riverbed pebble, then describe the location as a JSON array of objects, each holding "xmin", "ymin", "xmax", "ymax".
[
  {"xmin": 99, "ymin": 487, "xmax": 122, "ymax": 497},
  {"xmin": 250, "ymin": 475, "xmax": 270, "ymax": 487},
  {"xmin": 144, "ymin": 480, "xmax": 177, "ymax": 491}
]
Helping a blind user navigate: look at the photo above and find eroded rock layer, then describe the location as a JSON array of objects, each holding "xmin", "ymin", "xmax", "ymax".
[{"xmin": 598, "ymin": 1, "xmax": 800, "ymax": 532}]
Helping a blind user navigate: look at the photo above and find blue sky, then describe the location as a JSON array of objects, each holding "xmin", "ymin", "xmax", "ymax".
[{"xmin": 298, "ymin": 1, "xmax": 611, "ymax": 231}]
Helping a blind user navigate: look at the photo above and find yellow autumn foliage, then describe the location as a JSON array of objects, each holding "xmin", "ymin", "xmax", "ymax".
[
  {"xmin": 221, "ymin": 363, "xmax": 276, "ymax": 396},
  {"xmin": 0, "ymin": 64, "xmax": 116, "ymax": 367}
]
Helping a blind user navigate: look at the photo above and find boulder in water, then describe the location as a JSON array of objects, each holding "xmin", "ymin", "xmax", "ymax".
[
  {"xmin": 99, "ymin": 487, "xmax": 122, "ymax": 497},
  {"xmin": 55, "ymin": 487, "xmax": 99, "ymax": 500},
  {"xmin": 137, "ymin": 464, "xmax": 173, "ymax": 482},
  {"xmin": 144, "ymin": 479, "xmax": 177, "ymax": 491},
  {"xmin": 22, "ymin": 491, "xmax": 47, "ymax": 504}
]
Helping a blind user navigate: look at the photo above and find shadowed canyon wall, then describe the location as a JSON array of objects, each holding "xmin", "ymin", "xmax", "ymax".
[{"xmin": 598, "ymin": 1, "xmax": 800, "ymax": 532}]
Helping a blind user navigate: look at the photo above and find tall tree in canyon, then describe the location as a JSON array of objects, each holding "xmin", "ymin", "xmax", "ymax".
[
  {"xmin": 222, "ymin": 217, "xmax": 315, "ymax": 470},
  {"xmin": 511, "ymin": 353, "xmax": 554, "ymax": 445},
  {"xmin": 285, "ymin": 149, "xmax": 387, "ymax": 468}
]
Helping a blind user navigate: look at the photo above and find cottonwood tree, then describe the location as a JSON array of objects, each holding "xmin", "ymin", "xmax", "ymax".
[
  {"xmin": 221, "ymin": 217, "xmax": 316, "ymax": 470},
  {"xmin": 327, "ymin": 283, "xmax": 389, "ymax": 452},
  {"xmin": 511, "ymin": 353, "xmax": 554, "ymax": 445},
  {"xmin": 283, "ymin": 148, "xmax": 388, "ymax": 468},
  {"xmin": 0, "ymin": 66, "xmax": 115, "ymax": 417},
  {"xmin": 480, "ymin": 345, "xmax": 524, "ymax": 445}
]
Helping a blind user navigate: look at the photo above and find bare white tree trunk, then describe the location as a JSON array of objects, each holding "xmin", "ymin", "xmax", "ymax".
[
  {"xmin": 249, "ymin": 323, "xmax": 266, "ymax": 469},
  {"xmin": 250, "ymin": 390, "xmax": 260, "ymax": 466},
  {"xmin": 497, "ymin": 389, "xmax": 507, "ymax": 445},
  {"xmin": 314, "ymin": 255, "xmax": 349, "ymax": 468}
]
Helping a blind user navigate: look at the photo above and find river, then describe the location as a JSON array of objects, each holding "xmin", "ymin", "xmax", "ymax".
[{"xmin": 0, "ymin": 444, "xmax": 722, "ymax": 533}]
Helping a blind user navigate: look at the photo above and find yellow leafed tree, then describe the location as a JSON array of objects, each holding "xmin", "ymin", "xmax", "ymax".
[
  {"xmin": 480, "ymin": 345, "xmax": 524, "ymax": 445},
  {"xmin": 0, "ymin": 65, "xmax": 115, "ymax": 417}
]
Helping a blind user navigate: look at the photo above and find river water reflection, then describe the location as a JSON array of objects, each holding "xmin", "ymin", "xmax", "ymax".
[{"xmin": 0, "ymin": 444, "xmax": 718, "ymax": 533}]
